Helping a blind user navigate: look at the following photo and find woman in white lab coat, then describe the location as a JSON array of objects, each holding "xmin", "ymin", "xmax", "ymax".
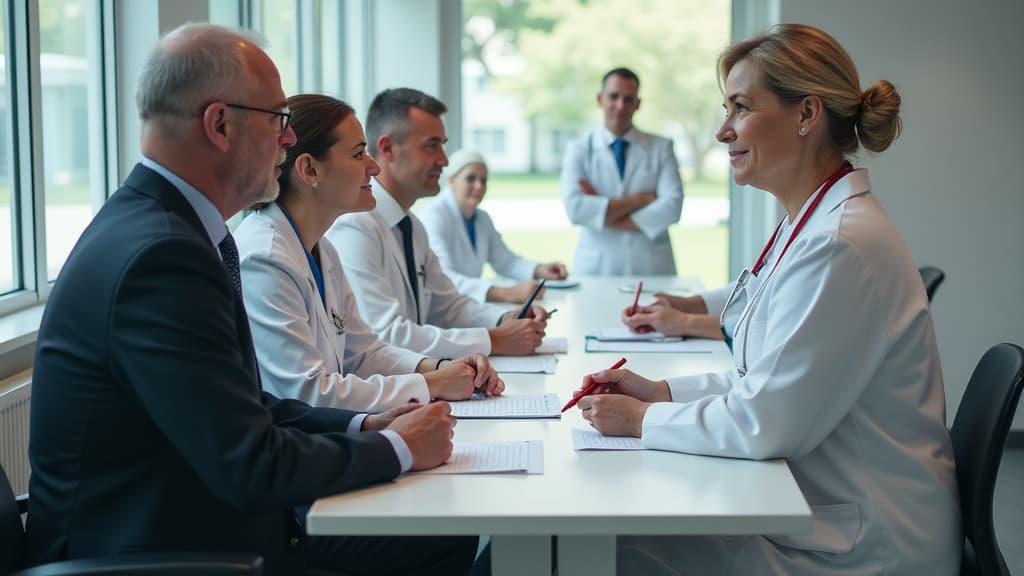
[
  {"xmin": 235, "ymin": 94, "xmax": 503, "ymax": 413},
  {"xmin": 420, "ymin": 149, "xmax": 567, "ymax": 303},
  {"xmin": 576, "ymin": 24, "xmax": 960, "ymax": 575}
]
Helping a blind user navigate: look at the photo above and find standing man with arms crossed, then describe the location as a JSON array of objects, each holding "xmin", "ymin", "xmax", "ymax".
[
  {"xmin": 561, "ymin": 68, "xmax": 684, "ymax": 276},
  {"xmin": 27, "ymin": 25, "xmax": 477, "ymax": 576},
  {"xmin": 329, "ymin": 88, "xmax": 548, "ymax": 359}
]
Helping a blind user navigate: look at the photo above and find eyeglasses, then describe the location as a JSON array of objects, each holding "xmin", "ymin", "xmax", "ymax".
[{"xmin": 224, "ymin": 103, "xmax": 291, "ymax": 133}]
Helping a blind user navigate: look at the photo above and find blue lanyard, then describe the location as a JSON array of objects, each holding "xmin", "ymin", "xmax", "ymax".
[{"xmin": 278, "ymin": 203, "xmax": 326, "ymax": 310}]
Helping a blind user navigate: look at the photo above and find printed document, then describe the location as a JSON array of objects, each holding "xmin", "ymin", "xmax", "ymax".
[
  {"xmin": 450, "ymin": 393, "xmax": 561, "ymax": 419},
  {"xmin": 572, "ymin": 428, "xmax": 646, "ymax": 451},
  {"xmin": 418, "ymin": 440, "xmax": 544, "ymax": 474},
  {"xmin": 585, "ymin": 338, "xmax": 720, "ymax": 354},
  {"xmin": 535, "ymin": 337, "xmax": 568, "ymax": 354},
  {"xmin": 489, "ymin": 355, "xmax": 557, "ymax": 374}
]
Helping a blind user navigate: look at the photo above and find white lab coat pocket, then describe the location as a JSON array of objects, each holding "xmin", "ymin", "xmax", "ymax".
[{"xmin": 766, "ymin": 503, "xmax": 862, "ymax": 554}]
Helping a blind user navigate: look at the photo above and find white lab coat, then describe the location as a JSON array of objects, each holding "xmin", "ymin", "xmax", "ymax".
[
  {"xmin": 419, "ymin": 188, "xmax": 538, "ymax": 302},
  {"xmin": 561, "ymin": 127, "xmax": 683, "ymax": 276},
  {"xmin": 235, "ymin": 203, "xmax": 431, "ymax": 412},
  {"xmin": 619, "ymin": 169, "xmax": 960, "ymax": 575},
  {"xmin": 327, "ymin": 185, "xmax": 507, "ymax": 358}
]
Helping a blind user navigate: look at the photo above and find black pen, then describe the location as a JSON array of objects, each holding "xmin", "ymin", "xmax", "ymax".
[
  {"xmin": 546, "ymin": 308, "xmax": 558, "ymax": 317},
  {"xmin": 516, "ymin": 278, "xmax": 546, "ymax": 319}
]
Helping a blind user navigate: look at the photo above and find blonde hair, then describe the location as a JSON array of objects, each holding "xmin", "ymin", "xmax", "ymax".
[{"xmin": 718, "ymin": 24, "xmax": 901, "ymax": 155}]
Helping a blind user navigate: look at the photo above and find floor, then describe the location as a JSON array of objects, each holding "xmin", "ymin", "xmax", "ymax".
[{"xmin": 995, "ymin": 449, "xmax": 1024, "ymax": 573}]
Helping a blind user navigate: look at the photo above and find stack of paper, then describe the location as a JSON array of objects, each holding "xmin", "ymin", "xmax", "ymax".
[
  {"xmin": 418, "ymin": 440, "xmax": 544, "ymax": 474},
  {"xmin": 449, "ymin": 393, "xmax": 561, "ymax": 419},
  {"xmin": 489, "ymin": 354, "xmax": 557, "ymax": 373}
]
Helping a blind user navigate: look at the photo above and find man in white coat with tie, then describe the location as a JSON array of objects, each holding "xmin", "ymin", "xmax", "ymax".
[
  {"xmin": 561, "ymin": 67, "xmax": 684, "ymax": 276},
  {"xmin": 327, "ymin": 88, "xmax": 548, "ymax": 359}
]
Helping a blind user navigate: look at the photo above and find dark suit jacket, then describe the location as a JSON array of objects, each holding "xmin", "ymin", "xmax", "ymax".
[{"xmin": 27, "ymin": 164, "xmax": 400, "ymax": 574}]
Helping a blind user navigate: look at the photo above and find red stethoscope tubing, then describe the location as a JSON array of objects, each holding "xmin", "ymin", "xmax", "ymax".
[{"xmin": 750, "ymin": 161, "xmax": 855, "ymax": 277}]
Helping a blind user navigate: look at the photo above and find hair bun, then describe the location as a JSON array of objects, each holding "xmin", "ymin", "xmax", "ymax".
[{"xmin": 857, "ymin": 80, "xmax": 902, "ymax": 153}]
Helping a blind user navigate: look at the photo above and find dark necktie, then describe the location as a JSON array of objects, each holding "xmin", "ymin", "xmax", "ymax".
[
  {"xmin": 610, "ymin": 138, "xmax": 629, "ymax": 179},
  {"xmin": 396, "ymin": 215, "xmax": 422, "ymax": 323},
  {"xmin": 219, "ymin": 231, "xmax": 262, "ymax": 390},
  {"xmin": 218, "ymin": 233, "xmax": 243, "ymax": 298}
]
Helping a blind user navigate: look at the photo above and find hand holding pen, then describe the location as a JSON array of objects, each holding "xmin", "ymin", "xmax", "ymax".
[
  {"xmin": 562, "ymin": 358, "xmax": 628, "ymax": 412},
  {"xmin": 516, "ymin": 278, "xmax": 547, "ymax": 319},
  {"xmin": 629, "ymin": 280, "xmax": 644, "ymax": 315}
]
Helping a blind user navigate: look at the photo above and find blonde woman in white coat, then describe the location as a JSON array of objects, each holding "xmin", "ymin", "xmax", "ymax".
[
  {"xmin": 573, "ymin": 25, "xmax": 960, "ymax": 576},
  {"xmin": 420, "ymin": 149, "xmax": 567, "ymax": 303},
  {"xmin": 236, "ymin": 94, "xmax": 503, "ymax": 413}
]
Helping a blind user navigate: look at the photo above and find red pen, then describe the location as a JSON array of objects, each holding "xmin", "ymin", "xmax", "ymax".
[
  {"xmin": 630, "ymin": 280, "xmax": 644, "ymax": 315},
  {"xmin": 561, "ymin": 357, "xmax": 628, "ymax": 413}
]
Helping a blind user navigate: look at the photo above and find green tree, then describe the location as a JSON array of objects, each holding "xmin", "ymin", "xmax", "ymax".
[
  {"xmin": 462, "ymin": 0, "xmax": 555, "ymax": 79},
  {"xmin": 507, "ymin": 0, "xmax": 729, "ymax": 179}
]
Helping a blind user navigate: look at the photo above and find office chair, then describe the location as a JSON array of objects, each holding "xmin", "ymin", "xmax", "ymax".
[
  {"xmin": 1, "ymin": 463, "xmax": 264, "ymax": 576},
  {"xmin": 950, "ymin": 343, "xmax": 1024, "ymax": 576},
  {"xmin": 919, "ymin": 266, "xmax": 946, "ymax": 303}
]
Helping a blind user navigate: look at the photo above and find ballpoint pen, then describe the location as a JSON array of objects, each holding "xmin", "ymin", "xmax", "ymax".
[
  {"xmin": 561, "ymin": 357, "xmax": 628, "ymax": 413},
  {"xmin": 630, "ymin": 280, "xmax": 644, "ymax": 315},
  {"xmin": 546, "ymin": 308, "xmax": 558, "ymax": 317},
  {"xmin": 516, "ymin": 278, "xmax": 546, "ymax": 319}
]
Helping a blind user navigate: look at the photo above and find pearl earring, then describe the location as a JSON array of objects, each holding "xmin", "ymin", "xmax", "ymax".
[
  {"xmin": 799, "ymin": 126, "xmax": 807, "ymax": 135},
  {"xmin": 312, "ymin": 180, "xmax": 318, "ymax": 189}
]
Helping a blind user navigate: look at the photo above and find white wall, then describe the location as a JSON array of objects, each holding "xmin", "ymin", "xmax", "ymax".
[{"xmin": 777, "ymin": 0, "xmax": 1024, "ymax": 427}]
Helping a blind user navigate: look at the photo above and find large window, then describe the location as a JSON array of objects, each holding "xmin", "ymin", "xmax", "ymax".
[
  {"xmin": 260, "ymin": 0, "xmax": 297, "ymax": 96},
  {"xmin": 461, "ymin": 0, "xmax": 731, "ymax": 289},
  {"xmin": 0, "ymin": 3, "xmax": 14, "ymax": 294},
  {"xmin": 39, "ymin": 0, "xmax": 100, "ymax": 281}
]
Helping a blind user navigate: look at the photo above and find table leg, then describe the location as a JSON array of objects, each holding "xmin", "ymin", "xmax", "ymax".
[
  {"xmin": 492, "ymin": 535, "xmax": 552, "ymax": 576},
  {"xmin": 557, "ymin": 535, "xmax": 616, "ymax": 576}
]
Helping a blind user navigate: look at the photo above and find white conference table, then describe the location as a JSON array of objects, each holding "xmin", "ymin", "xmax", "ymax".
[{"xmin": 308, "ymin": 276, "xmax": 811, "ymax": 576}]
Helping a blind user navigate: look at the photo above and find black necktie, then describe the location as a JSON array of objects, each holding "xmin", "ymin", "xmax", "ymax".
[
  {"xmin": 218, "ymin": 233, "xmax": 243, "ymax": 298},
  {"xmin": 396, "ymin": 215, "xmax": 422, "ymax": 323}
]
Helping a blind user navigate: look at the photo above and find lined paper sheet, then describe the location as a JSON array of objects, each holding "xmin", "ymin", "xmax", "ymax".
[
  {"xmin": 585, "ymin": 338, "xmax": 720, "ymax": 354},
  {"xmin": 418, "ymin": 440, "xmax": 544, "ymax": 474},
  {"xmin": 572, "ymin": 428, "xmax": 646, "ymax": 451},
  {"xmin": 535, "ymin": 337, "xmax": 568, "ymax": 355},
  {"xmin": 489, "ymin": 355, "xmax": 557, "ymax": 374},
  {"xmin": 450, "ymin": 393, "xmax": 561, "ymax": 419},
  {"xmin": 590, "ymin": 327, "xmax": 675, "ymax": 341}
]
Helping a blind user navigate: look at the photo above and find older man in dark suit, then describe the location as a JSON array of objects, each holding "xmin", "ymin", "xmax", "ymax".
[{"xmin": 26, "ymin": 23, "xmax": 476, "ymax": 576}]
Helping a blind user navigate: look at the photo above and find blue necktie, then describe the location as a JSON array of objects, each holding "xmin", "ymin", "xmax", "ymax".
[{"xmin": 610, "ymin": 138, "xmax": 629, "ymax": 179}]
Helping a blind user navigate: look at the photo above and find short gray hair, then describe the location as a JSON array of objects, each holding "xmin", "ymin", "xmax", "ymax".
[
  {"xmin": 365, "ymin": 88, "xmax": 447, "ymax": 156},
  {"xmin": 136, "ymin": 23, "xmax": 267, "ymax": 122}
]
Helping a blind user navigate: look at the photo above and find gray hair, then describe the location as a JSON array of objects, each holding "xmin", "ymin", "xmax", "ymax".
[
  {"xmin": 136, "ymin": 23, "xmax": 267, "ymax": 122},
  {"xmin": 365, "ymin": 88, "xmax": 447, "ymax": 156}
]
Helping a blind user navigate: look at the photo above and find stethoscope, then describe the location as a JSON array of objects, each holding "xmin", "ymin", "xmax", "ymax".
[{"xmin": 720, "ymin": 162, "xmax": 855, "ymax": 376}]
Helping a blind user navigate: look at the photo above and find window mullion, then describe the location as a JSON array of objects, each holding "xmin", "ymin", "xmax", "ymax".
[{"xmin": 12, "ymin": 0, "xmax": 45, "ymax": 300}]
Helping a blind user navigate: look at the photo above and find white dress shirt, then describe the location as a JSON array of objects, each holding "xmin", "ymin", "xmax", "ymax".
[{"xmin": 327, "ymin": 185, "xmax": 507, "ymax": 357}]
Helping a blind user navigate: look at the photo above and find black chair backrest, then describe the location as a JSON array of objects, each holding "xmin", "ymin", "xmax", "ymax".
[
  {"xmin": 919, "ymin": 266, "xmax": 946, "ymax": 303},
  {"xmin": 1, "ymin": 462, "xmax": 27, "ymax": 573},
  {"xmin": 950, "ymin": 343, "xmax": 1024, "ymax": 576}
]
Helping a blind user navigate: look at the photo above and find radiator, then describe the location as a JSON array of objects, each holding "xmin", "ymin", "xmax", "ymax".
[{"xmin": 0, "ymin": 380, "xmax": 31, "ymax": 495}]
